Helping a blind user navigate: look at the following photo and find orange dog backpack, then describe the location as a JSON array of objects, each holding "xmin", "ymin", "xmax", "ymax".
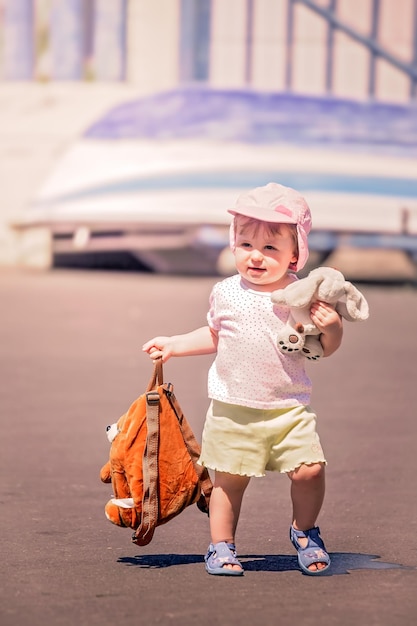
[{"xmin": 100, "ymin": 359, "xmax": 212, "ymax": 545}]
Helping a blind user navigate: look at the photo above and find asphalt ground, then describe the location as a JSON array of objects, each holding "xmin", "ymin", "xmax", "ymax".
[{"xmin": 1, "ymin": 268, "xmax": 416, "ymax": 626}]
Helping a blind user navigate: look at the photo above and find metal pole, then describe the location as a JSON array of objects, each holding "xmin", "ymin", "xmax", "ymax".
[
  {"xmin": 50, "ymin": 0, "xmax": 84, "ymax": 80},
  {"xmin": 245, "ymin": 0, "xmax": 254, "ymax": 85},
  {"xmin": 325, "ymin": 0, "xmax": 337, "ymax": 94},
  {"xmin": 412, "ymin": 0, "xmax": 417, "ymax": 98},
  {"xmin": 94, "ymin": 0, "xmax": 127, "ymax": 81},
  {"xmin": 286, "ymin": 0, "xmax": 295, "ymax": 90},
  {"xmin": 368, "ymin": 0, "xmax": 380, "ymax": 99},
  {"xmin": 3, "ymin": 0, "xmax": 34, "ymax": 79}
]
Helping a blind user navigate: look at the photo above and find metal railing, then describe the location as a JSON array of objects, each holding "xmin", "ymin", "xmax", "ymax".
[{"xmin": 286, "ymin": 0, "xmax": 417, "ymax": 98}]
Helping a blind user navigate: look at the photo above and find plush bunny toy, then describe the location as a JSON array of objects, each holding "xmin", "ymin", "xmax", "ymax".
[{"xmin": 271, "ymin": 267, "xmax": 369, "ymax": 361}]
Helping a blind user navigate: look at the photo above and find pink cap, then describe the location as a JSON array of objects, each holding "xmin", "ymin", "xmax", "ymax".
[{"xmin": 228, "ymin": 182, "xmax": 312, "ymax": 271}]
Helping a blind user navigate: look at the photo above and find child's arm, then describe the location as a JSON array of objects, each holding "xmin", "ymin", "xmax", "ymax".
[
  {"xmin": 310, "ymin": 301, "xmax": 343, "ymax": 357},
  {"xmin": 142, "ymin": 326, "xmax": 218, "ymax": 362}
]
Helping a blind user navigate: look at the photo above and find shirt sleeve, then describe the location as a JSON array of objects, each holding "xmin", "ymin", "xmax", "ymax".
[{"xmin": 207, "ymin": 284, "xmax": 221, "ymax": 331}]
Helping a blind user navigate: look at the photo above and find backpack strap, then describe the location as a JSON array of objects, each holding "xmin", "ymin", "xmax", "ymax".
[
  {"xmin": 164, "ymin": 383, "xmax": 213, "ymax": 513},
  {"xmin": 146, "ymin": 358, "xmax": 163, "ymax": 391},
  {"xmin": 132, "ymin": 360, "xmax": 213, "ymax": 545},
  {"xmin": 132, "ymin": 362, "xmax": 163, "ymax": 545}
]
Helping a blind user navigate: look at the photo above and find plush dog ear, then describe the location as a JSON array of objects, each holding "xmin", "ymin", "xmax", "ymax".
[{"xmin": 337, "ymin": 282, "xmax": 369, "ymax": 321}]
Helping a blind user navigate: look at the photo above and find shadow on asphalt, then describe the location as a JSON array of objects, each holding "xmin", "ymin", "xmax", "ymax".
[{"xmin": 118, "ymin": 552, "xmax": 413, "ymax": 576}]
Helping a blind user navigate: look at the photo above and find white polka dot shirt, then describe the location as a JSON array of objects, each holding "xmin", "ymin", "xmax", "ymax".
[{"xmin": 207, "ymin": 274, "xmax": 312, "ymax": 409}]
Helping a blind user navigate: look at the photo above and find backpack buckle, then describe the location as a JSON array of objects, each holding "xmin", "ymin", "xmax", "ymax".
[{"xmin": 146, "ymin": 391, "xmax": 159, "ymax": 406}]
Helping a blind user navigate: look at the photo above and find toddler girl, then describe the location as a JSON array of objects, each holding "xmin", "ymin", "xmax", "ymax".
[{"xmin": 143, "ymin": 182, "xmax": 343, "ymax": 576}]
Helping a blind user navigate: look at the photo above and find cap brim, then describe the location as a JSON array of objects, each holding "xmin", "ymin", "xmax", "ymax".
[{"xmin": 227, "ymin": 207, "xmax": 297, "ymax": 224}]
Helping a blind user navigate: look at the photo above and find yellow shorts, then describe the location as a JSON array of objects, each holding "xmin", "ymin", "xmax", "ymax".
[{"xmin": 198, "ymin": 400, "xmax": 326, "ymax": 477}]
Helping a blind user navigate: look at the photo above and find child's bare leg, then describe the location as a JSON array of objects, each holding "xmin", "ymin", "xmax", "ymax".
[
  {"xmin": 209, "ymin": 471, "xmax": 250, "ymax": 571},
  {"xmin": 288, "ymin": 462, "xmax": 326, "ymax": 571}
]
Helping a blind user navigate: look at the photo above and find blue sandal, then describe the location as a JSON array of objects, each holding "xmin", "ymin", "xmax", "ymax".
[
  {"xmin": 290, "ymin": 526, "xmax": 331, "ymax": 575},
  {"xmin": 205, "ymin": 542, "xmax": 244, "ymax": 576}
]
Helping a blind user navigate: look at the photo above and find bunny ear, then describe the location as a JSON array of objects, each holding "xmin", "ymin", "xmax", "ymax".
[{"xmin": 338, "ymin": 283, "xmax": 369, "ymax": 321}]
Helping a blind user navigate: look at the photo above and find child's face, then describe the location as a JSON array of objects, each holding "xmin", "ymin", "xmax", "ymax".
[{"xmin": 233, "ymin": 218, "xmax": 298, "ymax": 291}]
